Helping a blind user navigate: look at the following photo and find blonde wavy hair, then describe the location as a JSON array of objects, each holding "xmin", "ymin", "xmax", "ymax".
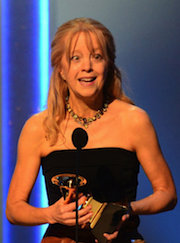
[{"xmin": 44, "ymin": 17, "xmax": 133, "ymax": 145}]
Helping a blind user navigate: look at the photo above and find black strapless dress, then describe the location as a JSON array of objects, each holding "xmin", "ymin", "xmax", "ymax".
[{"xmin": 41, "ymin": 148, "xmax": 144, "ymax": 242}]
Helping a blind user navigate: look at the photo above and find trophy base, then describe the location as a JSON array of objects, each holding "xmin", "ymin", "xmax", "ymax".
[{"xmin": 83, "ymin": 197, "xmax": 128, "ymax": 243}]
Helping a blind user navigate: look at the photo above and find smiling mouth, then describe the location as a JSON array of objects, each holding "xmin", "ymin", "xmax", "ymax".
[{"xmin": 78, "ymin": 77, "xmax": 96, "ymax": 82}]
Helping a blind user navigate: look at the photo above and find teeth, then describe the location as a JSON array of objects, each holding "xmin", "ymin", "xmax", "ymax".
[{"xmin": 79, "ymin": 78, "xmax": 95, "ymax": 82}]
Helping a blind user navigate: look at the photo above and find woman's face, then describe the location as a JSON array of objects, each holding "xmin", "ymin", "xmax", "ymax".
[{"xmin": 60, "ymin": 32, "xmax": 107, "ymax": 101}]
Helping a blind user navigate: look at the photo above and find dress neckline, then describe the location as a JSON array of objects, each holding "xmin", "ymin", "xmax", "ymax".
[{"xmin": 41, "ymin": 147, "xmax": 136, "ymax": 159}]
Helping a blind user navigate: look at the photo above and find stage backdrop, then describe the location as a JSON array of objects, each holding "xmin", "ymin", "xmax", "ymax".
[{"xmin": 1, "ymin": 0, "xmax": 180, "ymax": 242}]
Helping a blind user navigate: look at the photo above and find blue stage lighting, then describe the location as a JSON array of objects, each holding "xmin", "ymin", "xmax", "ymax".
[
  {"xmin": 39, "ymin": 0, "xmax": 49, "ymax": 239},
  {"xmin": 1, "ymin": 0, "xmax": 49, "ymax": 242},
  {"xmin": 1, "ymin": 0, "xmax": 10, "ymax": 242}
]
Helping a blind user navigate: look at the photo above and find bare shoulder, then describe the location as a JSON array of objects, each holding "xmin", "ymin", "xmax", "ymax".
[
  {"xmin": 112, "ymin": 100, "xmax": 158, "ymax": 152},
  {"xmin": 111, "ymin": 100, "xmax": 155, "ymax": 147},
  {"xmin": 19, "ymin": 110, "xmax": 47, "ymax": 145},
  {"xmin": 111, "ymin": 99, "xmax": 151, "ymax": 127},
  {"xmin": 22, "ymin": 110, "xmax": 47, "ymax": 132}
]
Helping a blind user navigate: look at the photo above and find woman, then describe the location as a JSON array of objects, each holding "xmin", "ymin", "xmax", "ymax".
[{"xmin": 6, "ymin": 18, "xmax": 177, "ymax": 243}]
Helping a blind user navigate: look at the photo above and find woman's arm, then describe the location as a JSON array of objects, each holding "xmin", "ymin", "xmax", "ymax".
[
  {"xmin": 6, "ymin": 114, "xmax": 45, "ymax": 225},
  {"xmin": 103, "ymin": 106, "xmax": 177, "ymax": 242},
  {"xmin": 129, "ymin": 107, "xmax": 177, "ymax": 214},
  {"xmin": 6, "ymin": 113, "xmax": 92, "ymax": 226}
]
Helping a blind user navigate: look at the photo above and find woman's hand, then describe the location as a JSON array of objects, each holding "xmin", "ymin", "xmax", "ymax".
[
  {"xmin": 95, "ymin": 213, "xmax": 130, "ymax": 243},
  {"xmin": 48, "ymin": 195, "xmax": 93, "ymax": 226}
]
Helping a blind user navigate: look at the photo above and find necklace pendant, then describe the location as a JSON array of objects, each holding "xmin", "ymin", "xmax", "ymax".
[{"xmin": 84, "ymin": 124, "xmax": 88, "ymax": 129}]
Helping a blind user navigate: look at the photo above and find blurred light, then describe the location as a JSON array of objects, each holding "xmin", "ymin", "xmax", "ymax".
[
  {"xmin": 39, "ymin": 0, "xmax": 49, "ymax": 238},
  {"xmin": 1, "ymin": 0, "xmax": 49, "ymax": 242},
  {"xmin": 39, "ymin": 0, "xmax": 49, "ymax": 111},
  {"xmin": 1, "ymin": 0, "xmax": 10, "ymax": 242}
]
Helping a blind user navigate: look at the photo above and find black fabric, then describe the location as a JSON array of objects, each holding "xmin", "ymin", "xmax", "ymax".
[
  {"xmin": 43, "ymin": 224, "xmax": 95, "ymax": 242},
  {"xmin": 41, "ymin": 147, "xmax": 143, "ymax": 242},
  {"xmin": 41, "ymin": 148, "xmax": 139, "ymax": 204}
]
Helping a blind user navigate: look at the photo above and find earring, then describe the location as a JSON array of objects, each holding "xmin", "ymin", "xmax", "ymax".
[
  {"xmin": 59, "ymin": 71, "xmax": 65, "ymax": 80},
  {"xmin": 61, "ymin": 75, "xmax": 66, "ymax": 80}
]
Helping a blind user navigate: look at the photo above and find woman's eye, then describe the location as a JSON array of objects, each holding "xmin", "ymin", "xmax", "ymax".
[
  {"xmin": 70, "ymin": 55, "xmax": 80, "ymax": 61},
  {"xmin": 93, "ymin": 54, "xmax": 103, "ymax": 60}
]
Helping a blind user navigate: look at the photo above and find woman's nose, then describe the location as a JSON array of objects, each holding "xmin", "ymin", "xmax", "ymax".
[{"xmin": 82, "ymin": 57, "xmax": 93, "ymax": 72}]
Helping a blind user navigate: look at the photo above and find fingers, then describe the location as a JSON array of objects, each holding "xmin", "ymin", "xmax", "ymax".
[
  {"xmin": 102, "ymin": 214, "xmax": 130, "ymax": 242},
  {"xmin": 57, "ymin": 208, "xmax": 92, "ymax": 226},
  {"xmin": 54, "ymin": 195, "xmax": 93, "ymax": 226},
  {"xmin": 121, "ymin": 213, "xmax": 130, "ymax": 221},
  {"xmin": 95, "ymin": 231, "xmax": 118, "ymax": 243},
  {"xmin": 59, "ymin": 195, "xmax": 86, "ymax": 208},
  {"xmin": 103, "ymin": 231, "xmax": 118, "ymax": 241}
]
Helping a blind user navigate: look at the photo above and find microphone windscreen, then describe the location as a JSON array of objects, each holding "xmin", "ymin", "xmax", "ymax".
[{"xmin": 72, "ymin": 128, "xmax": 88, "ymax": 149}]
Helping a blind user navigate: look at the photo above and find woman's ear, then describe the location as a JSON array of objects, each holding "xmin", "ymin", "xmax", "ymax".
[{"xmin": 59, "ymin": 69, "xmax": 66, "ymax": 80}]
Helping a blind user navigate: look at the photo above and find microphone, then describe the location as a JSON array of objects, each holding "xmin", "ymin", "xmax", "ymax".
[
  {"xmin": 72, "ymin": 128, "xmax": 88, "ymax": 243},
  {"xmin": 72, "ymin": 127, "xmax": 88, "ymax": 149}
]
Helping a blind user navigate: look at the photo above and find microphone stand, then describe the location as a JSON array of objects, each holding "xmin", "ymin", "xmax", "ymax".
[
  {"xmin": 72, "ymin": 128, "xmax": 88, "ymax": 243},
  {"xmin": 75, "ymin": 146, "xmax": 81, "ymax": 243}
]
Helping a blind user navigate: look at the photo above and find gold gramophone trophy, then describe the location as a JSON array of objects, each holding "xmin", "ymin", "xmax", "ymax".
[
  {"xmin": 51, "ymin": 173, "xmax": 87, "ymax": 203},
  {"xmin": 51, "ymin": 173, "xmax": 128, "ymax": 243}
]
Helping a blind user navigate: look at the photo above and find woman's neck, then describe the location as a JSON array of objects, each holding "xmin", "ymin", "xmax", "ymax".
[{"xmin": 68, "ymin": 94, "xmax": 105, "ymax": 118}]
